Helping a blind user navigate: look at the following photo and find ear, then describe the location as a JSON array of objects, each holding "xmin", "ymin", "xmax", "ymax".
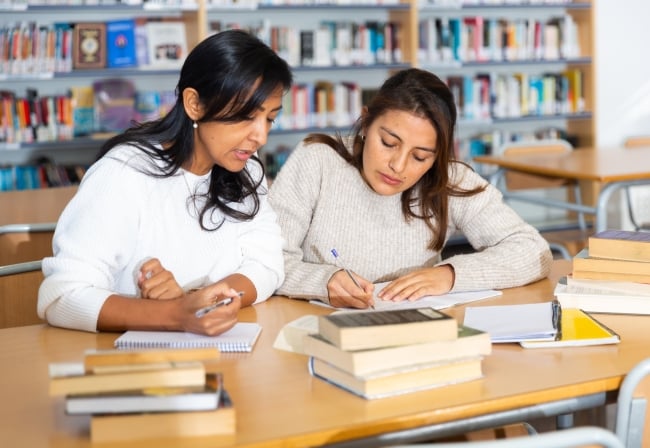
[{"xmin": 182, "ymin": 87, "xmax": 203, "ymax": 121}]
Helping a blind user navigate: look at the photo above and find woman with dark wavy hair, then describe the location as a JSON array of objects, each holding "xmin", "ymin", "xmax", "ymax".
[
  {"xmin": 39, "ymin": 30, "xmax": 292, "ymax": 334},
  {"xmin": 269, "ymin": 68, "xmax": 551, "ymax": 309}
]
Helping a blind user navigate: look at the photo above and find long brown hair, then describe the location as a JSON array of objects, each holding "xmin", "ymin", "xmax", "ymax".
[{"xmin": 305, "ymin": 68, "xmax": 485, "ymax": 251}]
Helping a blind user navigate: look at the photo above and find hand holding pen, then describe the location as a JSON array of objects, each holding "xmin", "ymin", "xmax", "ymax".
[
  {"xmin": 195, "ymin": 291, "xmax": 243, "ymax": 318},
  {"xmin": 329, "ymin": 248, "xmax": 375, "ymax": 309}
]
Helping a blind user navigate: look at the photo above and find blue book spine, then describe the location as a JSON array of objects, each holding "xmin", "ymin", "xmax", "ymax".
[{"xmin": 106, "ymin": 19, "xmax": 137, "ymax": 68}]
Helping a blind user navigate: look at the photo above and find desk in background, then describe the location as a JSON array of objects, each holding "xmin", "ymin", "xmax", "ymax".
[
  {"xmin": 3, "ymin": 261, "xmax": 650, "ymax": 447},
  {"xmin": 474, "ymin": 146, "xmax": 650, "ymax": 233}
]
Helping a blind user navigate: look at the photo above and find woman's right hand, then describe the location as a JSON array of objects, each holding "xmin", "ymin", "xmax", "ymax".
[
  {"xmin": 327, "ymin": 270, "xmax": 375, "ymax": 309},
  {"xmin": 179, "ymin": 282, "xmax": 242, "ymax": 336}
]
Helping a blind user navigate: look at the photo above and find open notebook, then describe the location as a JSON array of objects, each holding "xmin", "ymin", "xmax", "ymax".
[{"xmin": 114, "ymin": 322, "xmax": 262, "ymax": 353}]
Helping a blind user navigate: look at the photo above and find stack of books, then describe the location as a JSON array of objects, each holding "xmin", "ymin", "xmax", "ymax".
[
  {"xmin": 554, "ymin": 230, "xmax": 650, "ymax": 315},
  {"xmin": 48, "ymin": 347, "xmax": 235, "ymax": 443},
  {"xmin": 304, "ymin": 308, "xmax": 491, "ymax": 400}
]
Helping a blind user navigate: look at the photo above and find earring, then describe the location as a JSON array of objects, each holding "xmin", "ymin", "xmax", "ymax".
[{"xmin": 192, "ymin": 121, "xmax": 198, "ymax": 129}]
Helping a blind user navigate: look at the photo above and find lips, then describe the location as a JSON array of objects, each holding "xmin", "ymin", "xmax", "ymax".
[
  {"xmin": 233, "ymin": 150, "xmax": 253, "ymax": 162},
  {"xmin": 379, "ymin": 172, "xmax": 402, "ymax": 186}
]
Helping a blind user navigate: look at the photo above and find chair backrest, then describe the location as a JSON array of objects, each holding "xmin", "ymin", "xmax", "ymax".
[
  {"xmin": 616, "ymin": 357, "xmax": 650, "ymax": 448},
  {"xmin": 0, "ymin": 260, "xmax": 44, "ymax": 329},
  {"xmin": 387, "ymin": 426, "xmax": 623, "ymax": 448},
  {"xmin": 623, "ymin": 136, "xmax": 650, "ymax": 148},
  {"xmin": 498, "ymin": 139, "xmax": 574, "ymax": 191}
]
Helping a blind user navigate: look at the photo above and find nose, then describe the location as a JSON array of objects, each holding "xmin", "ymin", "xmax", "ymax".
[
  {"xmin": 389, "ymin": 151, "xmax": 408, "ymax": 174},
  {"xmin": 249, "ymin": 116, "xmax": 269, "ymax": 147}
]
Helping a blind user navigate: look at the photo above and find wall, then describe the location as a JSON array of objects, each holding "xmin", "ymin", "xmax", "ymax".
[{"xmin": 596, "ymin": 0, "xmax": 650, "ymax": 228}]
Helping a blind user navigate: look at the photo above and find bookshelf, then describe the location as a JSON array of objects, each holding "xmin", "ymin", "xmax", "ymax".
[{"xmin": 0, "ymin": 0, "xmax": 595, "ymax": 192}]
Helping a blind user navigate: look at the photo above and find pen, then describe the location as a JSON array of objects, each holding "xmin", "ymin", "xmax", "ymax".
[
  {"xmin": 330, "ymin": 248, "xmax": 374, "ymax": 309},
  {"xmin": 194, "ymin": 292, "xmax": 242, "ymax": 319}
]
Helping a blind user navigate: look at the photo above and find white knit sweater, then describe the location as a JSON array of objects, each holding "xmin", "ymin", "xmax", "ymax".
[
  {"xmin": 268, "ymin": 140, "xmax": 552, "ymax": 302},
  {"xmin": 38, "ymin": 145, "xmax": 284, "ymax": 332}
]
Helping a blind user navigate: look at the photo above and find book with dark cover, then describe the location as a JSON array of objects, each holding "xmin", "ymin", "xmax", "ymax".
[{"xmin": 318, "ymin": 307, "xmax": 457, "ymax": 351}]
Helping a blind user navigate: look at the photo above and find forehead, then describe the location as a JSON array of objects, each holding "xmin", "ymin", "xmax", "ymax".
[{"xmin": 374, "ymin": 110, "xmax": 437, "ymax": 145}]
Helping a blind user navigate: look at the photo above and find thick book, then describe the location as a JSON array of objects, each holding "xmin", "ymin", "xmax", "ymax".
[
  {"xmin": 90, "ymin": 389, "xmax": 235, "ymax": 443},
  {"xmin": 588, "ymin": 230, "xmax": 650, "ymax": 262},
  {"xmin": 309, "ymin": 356, "xmax": 483, "ymax": 400},
  {"xmin": 318, "ymin": 308, "xmax": 457, "ymax": 351},
  {"xmin": 114, "ymin": 322, "xmax": 262, "ymax": 353},
  {"xmin": 303, "ymin": 325, "xmax": 491, "ymax": 376},
  {"xmin": 106, "ymin": 19, "xmax": 137, "ymax": 68},
  {"xmin": 565, "ymin": 276, "xmax": 650, "ymax": 297},
  {"xmin": 520, "ymin": 308, "xmax": 620, "ymax": 348},
  {"xmin": 49, "ymin": 361, "xmax": 206, "ymax": 396},
  {"xmin": 573, "ymin": 248, "xmax": 650, "ymax": 278},
  {"xmin": 463, "ymin": 302, "xmax": 560, "ymax": 343},
  {"xmin": 83, "ymin": 347, "xmax": 220, "ymax": 373},
  {"xmin": 554, "ymin": 280, "xmax": 650, "ymax": 316},
  {"xmin": 65, "ymin": 372, "xmax": 223, "ymax": 415}
]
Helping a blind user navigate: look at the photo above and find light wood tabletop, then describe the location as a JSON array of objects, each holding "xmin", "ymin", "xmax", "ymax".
[
  {"xmin": 474, "ymin": 146, "xmax": 650, "ymax": 183},
  {"xmin": 474, "ymin": 147, "xmax": 650, "ymax": 233},
  {"xmin": 3, "ymin": 260, "xmax": 650, "ymax": 447}
]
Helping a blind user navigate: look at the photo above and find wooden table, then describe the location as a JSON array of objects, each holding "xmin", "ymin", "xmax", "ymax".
[
  {"xmin": 3, "ymin": 260, "xmax": 650, "ymax": 447},
  {"xmin": 474, "ymin": 146, "xmax": 650, "ymax": 233}
]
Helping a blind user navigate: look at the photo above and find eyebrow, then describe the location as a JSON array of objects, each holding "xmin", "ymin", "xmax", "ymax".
[{"xmin": 379, "ymin": 126, "xmax": 436, "ymax": 153}]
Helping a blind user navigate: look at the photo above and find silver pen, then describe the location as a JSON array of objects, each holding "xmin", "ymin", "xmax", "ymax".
[
  {"xmin": 194, "ymin": 292, "xmax": 242, "ymax": 318},
  {"xmin": 330, "ymin": 248, "xmax": 374, "ymax": 309}
]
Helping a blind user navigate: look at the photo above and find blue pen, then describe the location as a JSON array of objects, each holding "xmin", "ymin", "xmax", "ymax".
[{"xmin": 330, "ymin": 248, "xmax": 374, "ymax": 309}]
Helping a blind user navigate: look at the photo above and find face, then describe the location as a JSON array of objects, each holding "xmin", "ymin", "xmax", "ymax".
[
  {"xmin": 190, "ymin": 86, "xmax": 284, "ymax": 174},
  {"xmin": 361, "ymin": 109, "xmax": 438, "ymax": 196}
]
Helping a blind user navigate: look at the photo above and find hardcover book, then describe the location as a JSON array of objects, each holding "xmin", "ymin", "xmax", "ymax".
[
  {"xmin": 572, "ymin": 248, "xmax": 650, "ymax": 283},
  {"xmin": 309, "ymin": 356, "xmax": 483, "ymax": 400},
  {"xmin": 554, "ymin": 279, "xmax": 650, "ymax": 316},
  {"xmin": 90, "ymin": 389, "xmax": 235, "ymax": 443},
  {"xmin": 66, "ymin": 372, "xmax": 223, "ymax": 415},
  {"xmin": 303, "ymin": 325, "xmax": 491, "ymax": 376},
  {"xmin": 106, "ymin": 19, "xmax": 137, "ymax": 68},
  {"xmin": 588, "ymin": 230, "xmax": 650, "ymax": 262},
  {"xmin": 318, "ymin": 308, "xmax": 457, "ymax": 351},
  {"xmin": 72, "ymin": 22, "xmax": 106, "ymax": 69},
  {"xmin": 49, "ymin": 361, "xmax": 206, "ymax": 396},
  {"xmin": 144, "ymin": 20, "xmax": 187, "ymax": 69}
]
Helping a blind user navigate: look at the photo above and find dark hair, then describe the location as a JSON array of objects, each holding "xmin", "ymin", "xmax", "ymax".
[
  {"xmin": 305, "ymin": 68, "xmax": 484, "ymax": 251},
  {"xmin": 97, "ymin": 29, "xmax": 293, "ymax": 229}
]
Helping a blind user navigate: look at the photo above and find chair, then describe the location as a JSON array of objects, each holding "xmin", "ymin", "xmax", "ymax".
[
  {"xmin": 615, "ymin": 357, "xmax": 650, "ymax": 448},
  {"xmin": 386, "ymin": 426, "xmax": 623, "ymax": 447},
  {"xmin": 0, "ymin": 259, "xmax": 44, "ymax": 328},
  {"xmin": 622, "ymin": 137, "xmax": 650, "ymax": 231},
  {"xmin": 492, "ymin": 139, "xmax": 591, "ymax": 259}
]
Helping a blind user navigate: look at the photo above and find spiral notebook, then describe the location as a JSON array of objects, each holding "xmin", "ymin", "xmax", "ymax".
[{"xmin": 114, "ymin": 323, "xmax": 262, "ymax": 353}]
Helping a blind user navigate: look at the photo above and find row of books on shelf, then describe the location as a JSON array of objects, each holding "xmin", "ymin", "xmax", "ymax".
[
  {"xmin": 0, "ymin": 159, "xmax": 87, "ymax": 191},
  {"xmin": 212, "ymin": 19, "xmax": 404, "ymax": 67},
  {"xmin": 418, "ymin": 14, "xmax": 580, "ymax": 65},
  {"xmin": 448, "ymin": 68, "xmax": 585, "ymax": 121},
  {"xmin": 554, "ymin": 230, "xmax": 650, "ymax": 316},
  {"xmin": 48, "ymin": 347, "xmax": 235, "ymax": 443},
  {"xmin": 0, "ymin": 80, "xmax": 175, "ymax": 145},
  {"xmin": 2, "ymin": 0, "xmax": 197, "ymax": 7},
  {"xmin": 0, "ymin": 17, "xmax": 189, "ymax": 75},
  {"xmin": 421, "ymin": 0, "xmax": 575, "ymax": 5}
]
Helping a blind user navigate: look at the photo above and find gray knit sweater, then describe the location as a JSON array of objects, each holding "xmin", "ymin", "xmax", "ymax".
[{"xmin": 268, "ymin": 139, "xmax": 552, "ymax": 302}]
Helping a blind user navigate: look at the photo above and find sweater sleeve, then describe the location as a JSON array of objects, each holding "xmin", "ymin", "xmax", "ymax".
[
  {"xmin": 443, "ymin": 164, "xmax": 553, "ymax": 291},
  {"xmin": 268, "ymin": 143, "xmax": 339, "ymax": 303},
  {"xmin": 234, "ymin": 163, "xmax": 285, "ymax": 304},
  {"xmin": 37, "ymin": 155, "xmax": 145, "ymax": 332}
]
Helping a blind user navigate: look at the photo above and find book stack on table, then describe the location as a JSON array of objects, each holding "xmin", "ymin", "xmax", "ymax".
[
  {"xmin": 48, "ymin": 348, "xmax": 235, "ymax": 443},
  {"xmin": 304, "ymin": 308, "xmax": 491, "ymax": 399},
  {"xmin": 554, "ymin": 230, "xmax": 650, "ymax": 315}
]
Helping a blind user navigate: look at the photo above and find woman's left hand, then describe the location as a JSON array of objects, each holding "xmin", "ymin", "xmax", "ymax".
[
  {"xmin": 376, "ymin": 264, "xmax": 455, "ymax": 302},
  {"xmin": 138, "ymin": 258, "xmax": 184, "ymax": 300}
]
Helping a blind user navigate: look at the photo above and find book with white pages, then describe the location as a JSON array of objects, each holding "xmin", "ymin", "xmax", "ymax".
[{"xmin": 309, "ymin": 281, "xmax": 502, "ymax": 311}]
